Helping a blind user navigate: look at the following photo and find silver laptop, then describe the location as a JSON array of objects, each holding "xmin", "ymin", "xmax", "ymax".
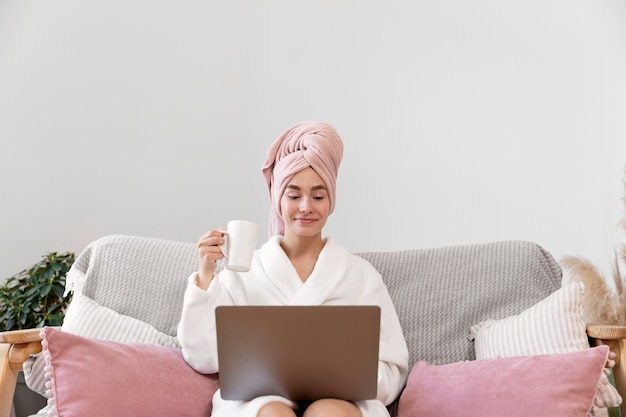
[{"xmin": 215, "ymin": 305, "xmax": 380, "ymax": 401}]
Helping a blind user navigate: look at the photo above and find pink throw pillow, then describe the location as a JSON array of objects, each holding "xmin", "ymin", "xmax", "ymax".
[
  {"xmin": 398, "ymin": 346, "xmax": 609, "ymax": 417},
  {"xmin": 41, "ymin": 327, "xmax": 219, "ymax": 417}
]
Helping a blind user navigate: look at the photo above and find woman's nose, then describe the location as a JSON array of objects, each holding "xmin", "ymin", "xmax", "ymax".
[{"xmin": 299, "ymin": 199, "xmax": 312, "ymax": 213}]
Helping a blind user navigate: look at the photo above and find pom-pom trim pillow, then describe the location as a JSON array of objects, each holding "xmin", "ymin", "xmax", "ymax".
[
  {"xmin": 25, "ymin": 293, "xmax": 180, "ymax": 398},
  {"xmin": 398, "ymin": 345, "xmax": 610, "ymax": 417},
  {"xmin": 41, "ymin": 327, "xmax": 219, "ymax": 417}
]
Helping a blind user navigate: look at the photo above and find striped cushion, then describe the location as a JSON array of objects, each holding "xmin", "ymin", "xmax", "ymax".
[
  {"xmin": 60, "ymin": 294, "xmax": 179, "ymax": 347},
  {"xmin": 471, "ymin": 282, "xmax": 621, "ymax": 409},
  {"xmin": 471, "ymin": 282, "xmax": 588, "ymax": 356}
]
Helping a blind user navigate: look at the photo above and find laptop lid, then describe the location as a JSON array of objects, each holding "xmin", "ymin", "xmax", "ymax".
[{"xmin": 215, "ymin": 305, "xmax": 381, "ymax": 402}]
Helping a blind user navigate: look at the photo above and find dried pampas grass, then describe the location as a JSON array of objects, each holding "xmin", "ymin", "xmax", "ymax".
[
  {"xmin": 561, "ymin": 253, "xmax": 625, "ymax": 325},
  {"xmin": 560, "ymin": 167, "xmax": 626, "ymax": 325}
]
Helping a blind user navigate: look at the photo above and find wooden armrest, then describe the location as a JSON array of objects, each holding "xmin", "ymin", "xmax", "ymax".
[
  {"xmin": 587, "ymin": 324, "xmax": 626, "ymax": 341},
  {"xmin": 0, "ymin": 328, "xmax": 43, "ymax": 344},
  {"xmin": 587, "ymin": 323, "xmax": 626, "ymax": 415},
  {"xmin": 0, "ymin": 328, "xmax": 44, "ymax": 417},
  {"xmin": 0, "ymin": 329, "xmax": 44, "ymax": 372}
]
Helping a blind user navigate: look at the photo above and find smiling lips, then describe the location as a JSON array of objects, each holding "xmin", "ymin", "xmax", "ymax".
[{"xmin": 296, "ymin": 217, "xmax": 317, "ymax": 224}]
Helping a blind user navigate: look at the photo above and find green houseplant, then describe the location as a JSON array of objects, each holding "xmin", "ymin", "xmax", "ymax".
[
  {"xmin": 0, "ymin": 252, "xmax": 75, "ymax": 331},
  {"xmin": 0, "ymin": 252, "xmax": 75, "ymax": 417}
]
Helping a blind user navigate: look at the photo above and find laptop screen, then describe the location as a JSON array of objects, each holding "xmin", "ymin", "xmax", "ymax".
[{"xmin": 215, "ymin": 305, "xmax": 381, "ymax": 401}]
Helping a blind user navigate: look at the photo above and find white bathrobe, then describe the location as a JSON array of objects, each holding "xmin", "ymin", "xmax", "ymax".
[{"xmin": 177, "ymin": 236, "xmax": 409, "ymax": 417}]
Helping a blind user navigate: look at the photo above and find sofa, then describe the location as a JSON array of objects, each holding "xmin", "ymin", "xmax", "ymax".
[{"xmin": 1, "ymin": 234, "xmax": 626, "ymax": 417}]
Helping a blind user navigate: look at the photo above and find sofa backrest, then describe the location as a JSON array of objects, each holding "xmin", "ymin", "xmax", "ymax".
[
  {"xmin": 65, "ymin": 235, "xmax": 197, "ymax": 338},
  {"xmin": 358, "ymin": 240, "xmax": 562, "ymax": 368},
  {"xmin": 65, "ymin": 235, "xmax": 562, "ymax": 369}
]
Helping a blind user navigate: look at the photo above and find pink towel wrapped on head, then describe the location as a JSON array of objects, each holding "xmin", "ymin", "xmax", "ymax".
[{"xmin": 262, "ymin": 121, "xmax": 344, "ymax": 237}]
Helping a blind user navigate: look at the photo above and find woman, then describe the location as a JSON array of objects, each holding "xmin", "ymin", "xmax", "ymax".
[{"xmin": 178, "ymin": 121, "xmax": 409, "ymax": 417}]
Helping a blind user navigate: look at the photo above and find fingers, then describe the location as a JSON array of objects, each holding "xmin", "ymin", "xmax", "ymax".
[
  {"xmin": 198, "ymin": 229, "xmax": 226, "ymax": 245},
  {"xmin": 197, "ymin": 229, "xmax": 226, "ymax": 281}
]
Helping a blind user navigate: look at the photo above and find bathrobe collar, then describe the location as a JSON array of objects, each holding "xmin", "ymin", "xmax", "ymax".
[{"xmin": 259, "ymin": 236, "xmax": 350, "ymax": 305}]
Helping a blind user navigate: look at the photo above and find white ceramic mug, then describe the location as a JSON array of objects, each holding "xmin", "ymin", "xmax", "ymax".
[{"xmin": 220, "ymin": 220, "xmax": 259, "ymax": 272}]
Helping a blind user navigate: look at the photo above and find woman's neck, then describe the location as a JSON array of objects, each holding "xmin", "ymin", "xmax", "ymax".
[
  {"xmin": 281, "ymin": 232, "xmax": 324, "ymax": 255},
  {"xmin": 280, "ymin": 233, "xmax": 326, "ymax": 282}
]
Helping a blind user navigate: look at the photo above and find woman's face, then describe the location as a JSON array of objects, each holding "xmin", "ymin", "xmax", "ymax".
[{"xmin": 280, "ymin": 167, "xmax": 330, "ymax": 239}]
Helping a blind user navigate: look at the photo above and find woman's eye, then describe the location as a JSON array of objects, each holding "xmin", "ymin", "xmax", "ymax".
[
  {"xmin": 287, "ymin": 194, "xmax": 300, "ymax": 200},
  {"xmin": 313, "ymin": 195, "xmax": 325, "ymax": 201}
]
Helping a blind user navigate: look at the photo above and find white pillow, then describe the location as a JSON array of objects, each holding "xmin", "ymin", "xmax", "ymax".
[
  {"xmin": 60, "ymin": 293, "xmax": 179, "ymax": 346},
  {"xmin": 470, "ymin": 282, "xmax": 621, "ymax": 410}
]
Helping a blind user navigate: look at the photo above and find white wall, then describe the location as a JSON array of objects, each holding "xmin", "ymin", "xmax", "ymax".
[{"xmin": 1, "ymin": 0, "xmax": 625, "ymax": 282}]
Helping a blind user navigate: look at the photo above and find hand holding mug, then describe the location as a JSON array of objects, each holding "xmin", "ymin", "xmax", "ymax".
[
  {"xmin": 197, "ymin": 230, "xmax": 226, "ymax": 287},
  {"xmin": 196, "ymin": 220, "xmax": 259, "ymax": 289}
]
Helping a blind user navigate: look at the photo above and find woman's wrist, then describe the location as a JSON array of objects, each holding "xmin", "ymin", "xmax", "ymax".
[{"xmin": 195, "ymin": 272, "xmax": 215, "ymax": 291}]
